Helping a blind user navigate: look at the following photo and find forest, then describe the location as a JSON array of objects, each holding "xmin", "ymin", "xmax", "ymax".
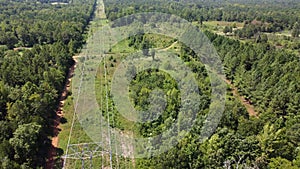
[
  {"xmin": 102, "ymin": 0, "xmax": 300, "ymax": 168},
  {"xmin": 0, "ymin": 0, "xmax": 299, "ymax": 168},
  {"xmin": 106, "ymin": 31, "xmax": 300, "ymax": 169},
  {"xmin": 129, "ymin": 32, "xmax": 300, "ymax": 169},
  {"xmin": 104, "ymin": 0, "xmax": 300, "ymax": 31},
  {"xmin": 0, "ymin": 0, "xmax": 96, "ymax": 168}
]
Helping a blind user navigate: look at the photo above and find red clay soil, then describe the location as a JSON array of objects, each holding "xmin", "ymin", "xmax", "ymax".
[
  {"xmin": 224, "ymin": 78, "xmax": 258, "ymax": 117},
  {"xmin": 45, "ymin": 58, "xmax": 77, "ymax": 169},
  {"xmin": 45, "ymin": 54, "xmax": 257, "ymax": 168}
]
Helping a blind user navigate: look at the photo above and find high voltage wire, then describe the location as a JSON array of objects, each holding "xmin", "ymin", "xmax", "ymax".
[
  {"xmin": 104, "ymin": 56, "xmax": 113, "ymax": 168},
  {"xmin": 99, "ymin": 58, "xmax": 104, "ymax": 169},
  {"xmin": 63, "ymin": 52, "xmax": 87, "ymax": 168},
  {"xmin": 62, "ymin": 0, "xmax": 136, "ymax": 167},
  {"xmin": 112, "ymin": 102, "xmax": 120, "ymax": 169},
  {"xmin": 63, "ymin": 0, "xmax": 107, "ymax": 167},
  {"xmin": 105, "ymin": 9, "xmax": 135, "ymax": 169},
  {"xmin": 105, "ymin": 26, "xmax": 121, "ymax": 169}
]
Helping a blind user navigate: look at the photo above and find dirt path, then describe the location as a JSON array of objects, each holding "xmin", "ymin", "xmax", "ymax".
[
  {"xmin": 46, "ymin": 57, "xmax": 77, "ymax": 169},
  {"xmin": 119, "ymin": 131, "xmax": 135, "ymax": 168},
  {"xmin": 161, "ymin": 42, "xmax": 258, "ymax": 117},
  {"xmin": 162, "ymin": 41, "xmax": 178, "ymax": 51},
  {"xmin": 160, "ymin": 40, "xmax": 258, "ymax": 117},
  {"xmin": 224, "ymin": 78, "xmax": 258, "ymax": 117}
]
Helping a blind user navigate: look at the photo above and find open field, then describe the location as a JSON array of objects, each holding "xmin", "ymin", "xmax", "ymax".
[{"xmin": 203, "ymin": 21, "xmax": 244, "ymax": 28}]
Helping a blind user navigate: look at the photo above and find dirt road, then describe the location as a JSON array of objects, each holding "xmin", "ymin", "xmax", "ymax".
[
  {"xmin": 224, "ymin": 78, "xmax": 258, "ymax": 117},
  {"xmin": 46, "ymin": 58, "xmax": 77, "ymax": 169}
]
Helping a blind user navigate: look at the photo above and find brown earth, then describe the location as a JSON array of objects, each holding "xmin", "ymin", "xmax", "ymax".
[
  {"xmin": 45, "ymin": 57, "xmax": 77, "ymax": 169},
  {"xmin": 224, "ymin": 78, "xmax": 258, "ymax": 117}
]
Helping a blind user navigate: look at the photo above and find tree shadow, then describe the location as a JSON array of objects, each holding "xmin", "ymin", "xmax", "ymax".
[{"xmin": 60, "ymin": 117, "xmax": 68, "ymax": 124}]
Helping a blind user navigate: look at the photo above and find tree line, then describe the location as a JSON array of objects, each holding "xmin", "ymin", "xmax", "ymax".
[
  {"xmin": 128, "ymin": 32, "xmax": 300, "ymax": 169},
  {"xmin": 104, "ymin": 0, "xmax": 300, "ymax": 34},
  {"xmin": 103, "ymin": 0, "xmax": 300, "ymax": 168},
  {"xmin": 0, "ymin": 0, "xmax": 96, "ymax": 168}
]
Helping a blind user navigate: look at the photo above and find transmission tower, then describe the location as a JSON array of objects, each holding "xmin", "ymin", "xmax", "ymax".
[{"xmin": 62, "ymin": 142, "xmax": 109, "ymax": 169}]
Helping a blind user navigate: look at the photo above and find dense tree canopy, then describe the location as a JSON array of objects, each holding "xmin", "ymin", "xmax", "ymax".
[
  {"xmin": 103, "ymin": 1, "xmax": 300, "ymax": 168},
  {"xmin": 0, "ymin": 0, "xmax": 299, "ymax": 168},
  {"xmin": 0, "ymin": 0, "xmax": 96, "ymax": 168},
  {"xmin": 104, "ymin": 0, "xmax": 300, "ymax": 33}
]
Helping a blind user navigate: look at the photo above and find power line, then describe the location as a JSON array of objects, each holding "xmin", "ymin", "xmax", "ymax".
[
  {"xmin": 62, "ymin": 0, "xmax": 134, "ymax": 167},
  {"xmin": 62, "ymin": 142, "xmax": 109, "ymax": 169},
  {"xmin": 104, "ymin": 55, "xmax": 113, "ymax": 169},
  {"xmin": 99, "ymin": 58, "xmax": 105, "ymax": 169},
  {"xmin": 63, "ymin": 53, "xmax": 87, "ymax": 168}
]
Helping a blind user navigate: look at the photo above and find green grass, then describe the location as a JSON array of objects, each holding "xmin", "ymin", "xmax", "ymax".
[
  {"xmin": 57, "ymin": 12, "xmax": 112, "ymax": 169},
  {"xmin": 203, "ymin": 21, "xmax": 243, "ymax": 27},
  {"xmin": 111, "ymin": 40, "xmax": 136, "ymax": 53},
  {"xmin": 144, "ymin": 34, "xmax": 176, "ymax": 49},
  {"xmin": 94, "ymin": 52, "xmax": 140, "ymax": 136},
  {"xmin": 56, "ymin": 0, "xmax": 138, "ymax": 167},
  {"xmin": 57, "ymin": 90, "xmax": 96, "ymax": 168},
  {"xmin": 94, "ymin": 33, "xmax": 178, "ymax": 133},
  {"xmin": 58, "ymin": 95, "xmax": 93, "ymax": 150},
  {"xmin": 58, "ymin": 17, "xmax": 105, "ymax": 155},
  {"xmin": 196, "ymin": 21, "xmax": 244, "ymax": 32},
  {"xmin": 110, "ymin": 34, "xmax": 176, "ymax": 54},
  {"xmin": 274, "ymin": 29, "xmax": 292, "ymax": 37},
  {"xmin": 196, "ymin": 20, "xmax": 299, "ymax": 53},
  {"xmin": 59, "ymin": 82, "xmax": 135, "ymax": 168}
]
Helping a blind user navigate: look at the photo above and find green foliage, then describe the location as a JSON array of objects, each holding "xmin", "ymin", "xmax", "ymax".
[
  {"xmin": 80, "ymin": 1, "xmax": 300, "ymax": 168},
  {"xmin": 223, "ymin": 26, "xmax": 233, "ymax": 34},
  {"xmin": 0, "ymin": 0, "xmax": 95, "ymax": 49},
  {"xmin": 97, "ymin": 26, "xmax": 299, "ymax": 168},
  {"xmin": 9, "ymin": 123, "xmax": 42, "ymax": 166},
  {"xmin": 268, "ymin": 157, "xmax": 299, "ymax": 169},
  {"xmin": 150, "ymin": 49, "xmax": 156, "ymax": 60},
  {"xmin": 256, "ymin": 34, "xmax": 268, "ymax": 43},
  {"xmin": 104, "ymin": 0, "xmax": 300, "ymax": 32},
  {"xmin": 129, "ymin": 69, "xmax": 181, "ymax": 137},
  {"xmin": 291, "ymin": 22, "xmax": 300, "ymax": 38},
  {"xmin": 0, "ymin": 0, "xmax": 96, "ymax": 167}
]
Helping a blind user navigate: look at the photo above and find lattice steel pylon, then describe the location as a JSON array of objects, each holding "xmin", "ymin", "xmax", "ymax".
[{"xmin": 62, "ymin": 142, "xmax": 109, "ymax": 169}]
